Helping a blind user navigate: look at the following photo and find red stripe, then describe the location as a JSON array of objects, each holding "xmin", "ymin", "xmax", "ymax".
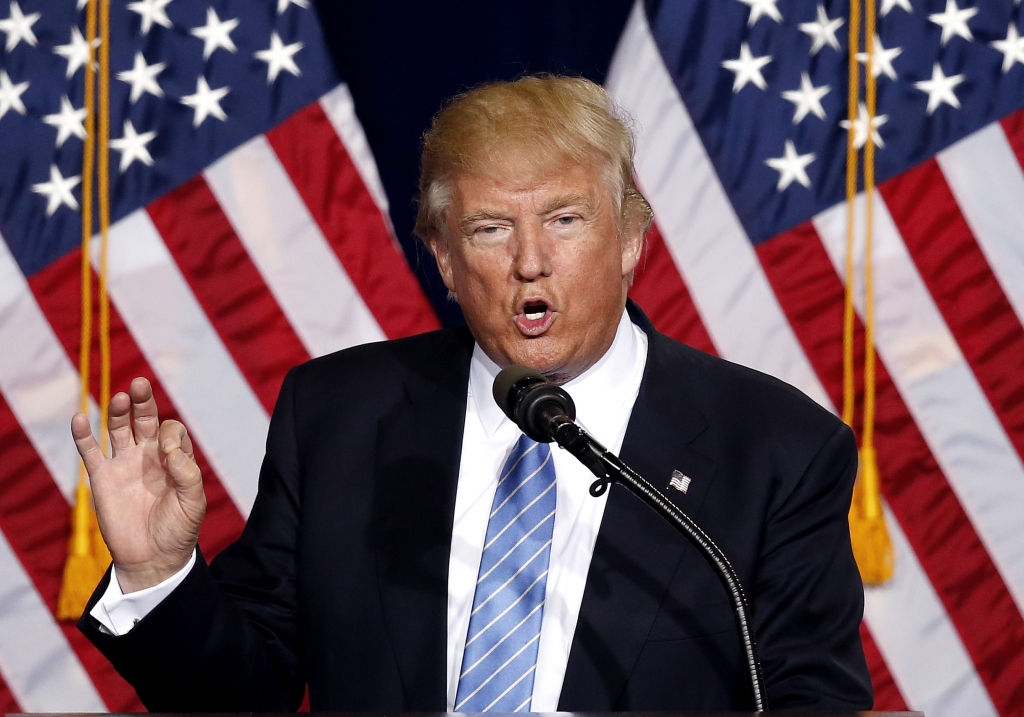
[
  {"xmin": 1001, "ymin": 106, "xmax": 1024, "ymax": 173},
  {"xmin": 757, "ymin": 222, "xmax": 1024, "ymax": 716},
  {"xmin": 629, "ymin": 222, "xmax": 718, "ymax": 355},
  {"xmin": 27, "ymin": 250, "xmax": 246, "ymax": 560},
  {"xmin": 881, "ymin": 159, "xmax": 1024, "ymax": 464},
  {"xmin": 148, "ymin": 177, "xmax": 311, "ymax": 413},
  {"xmin": 265, "ymin": 101, "xmax": 440, "ymax": 339},
  {"xmin": 0, "ymin": 673, "xmax": 21, "ymax": 713},
  {"xmin": 860, "ymin": 623, "xmax": 909, "ymax": 711},
  {"xmin": 0, "ymin": 391, "xmax": 134, "ymax": 711}
]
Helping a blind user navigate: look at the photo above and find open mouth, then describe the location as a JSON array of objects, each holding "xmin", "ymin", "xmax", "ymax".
[{"xmin": 515, "ymin": 299, "xmax": 555, "ymax": 336}]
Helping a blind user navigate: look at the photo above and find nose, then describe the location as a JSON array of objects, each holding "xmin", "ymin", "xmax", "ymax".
[{"xmin": 511, "ymin": 222, "xmax": 552, "ymax": 281}]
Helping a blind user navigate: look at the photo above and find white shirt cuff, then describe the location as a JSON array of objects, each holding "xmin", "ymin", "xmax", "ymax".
[{"xmin": 89, "ymin": 549, "xmax": 197, "ymax": 636}]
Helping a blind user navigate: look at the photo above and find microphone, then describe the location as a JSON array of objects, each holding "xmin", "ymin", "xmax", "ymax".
[
  {"xmin": 492, "ymin": 366, "xmax": 610, "ymax": 480},
  {"xmin": 493, "ymin": 365, "xmax": 768, "ymax": 712}
]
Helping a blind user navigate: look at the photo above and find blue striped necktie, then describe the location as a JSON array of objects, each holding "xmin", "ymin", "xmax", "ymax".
[{"xmin": 455, "ymin": 434, "xmax": 557, "ymax": 712}]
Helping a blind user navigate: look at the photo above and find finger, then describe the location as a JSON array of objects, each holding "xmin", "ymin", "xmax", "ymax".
[
  {"xmin": 160, "ymin": 421, "xmax": 202, "ymax": 492},
  {"xmin": 128, "ymin": 377, "xmax": 160, "ymax": 443},
  {"xmin": 179, "ymin": 428, "xmax": 195, "ymax": 461},
  {"xmin": 166, "ymin": 444, "xmax": 203, "ymax": 492},
  {"xmin": 158, "ymin": 420, "xmax": 188, "ymax": 457},
  {"xmin": 71, "ymin": 412, "xmax": 106, "ymax": 475},
  {"xmin": 107, "ymin": 391, "xmax": 134, "ymax": 454}
]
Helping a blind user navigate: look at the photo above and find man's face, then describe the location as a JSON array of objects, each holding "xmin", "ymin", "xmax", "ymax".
[{"xmin": 429, "ymin": 160, "xmax": 643, "ymax": 383}]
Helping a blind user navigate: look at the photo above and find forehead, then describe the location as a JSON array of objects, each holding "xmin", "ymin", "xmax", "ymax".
[{"xmin": 451, "ymin": 160, "xmax": 611, "ymax": 214}]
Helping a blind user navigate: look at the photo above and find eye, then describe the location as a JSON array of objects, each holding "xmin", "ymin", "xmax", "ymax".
[{"xmin": 556, "ymin": 215, "xmax": 577, "ymax": 225}]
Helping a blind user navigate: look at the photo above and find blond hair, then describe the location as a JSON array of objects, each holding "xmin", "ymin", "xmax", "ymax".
[{"xmin": 414, "ymin": 74, "xmax": 653, "ymax": 243}]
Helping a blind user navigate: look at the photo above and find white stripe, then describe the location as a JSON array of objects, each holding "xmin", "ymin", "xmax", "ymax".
[
  {"xmin": 499, "ymin": 441, "xmax": 540, "ymax": 486},
  {"xmin": 466, "ymin": 574, "xmax": 547, "ymax": 649},
  {"xmin": 477, "ymin": 509, "xmax": 555, "ymax": 585},
  {"xmin": 515, "ymin": 695, "xmax": 531, "ymax": 712},
  {"xmin": 490, "ymin": 451, "xmax": 552, "ymax": 519},
  {"xmin": 204, "ymin": 135, "xmax": 385, "ymax": 358},
  {"xmin": 937, "ymin": 122, "xmax": 1024, "ymax": 328},
  {"xmin": 813, "ymin": 196, "xmax": 1024, "ymax": 615},
  {"xmin": 0, "ymin": 529, "xmax": 106, "ymax": 711},
  {"xmin": 471, "ymin": 543, "xmax": 551, "ymax": 618},
  {"xmin": 483, "ymin": 481, "xmax": 556, "ymax": 551},
  {"xmin": 0, "ymin": 232, "xmax": 96, "ymax": 502},
  {"xmin": 461, "ymin": 600, "xmax": 545, "ymax": 677},
  {"xmin": 482, "ymin": 662, "xmax": 537, "ymax": 712},
  {"xmin": 457, "ymin": 637, "xmax": 539, "ymax": 711},
  {"xmin": 319, "ymin": 84, "xmax": 392, "ymax": 221},
  {"xmin": 606, "ymin": 1, "xmax": 832, "ymax": 408},
  {"xmin": 865, "ymin": 506, "xmax": 997, "ymax": 717},
  {"xmin": 98, "ymin": 210, "xmax": 268, "ymax": 515}
]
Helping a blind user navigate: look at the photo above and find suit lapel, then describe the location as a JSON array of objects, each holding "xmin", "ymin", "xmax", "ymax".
[
  {"xmin": 373, "ymin": 329, "xmax": 473, "ymax": 710},
  {"xmin": 559, "ymin": 324, "xmax": 719, "ymax": 710}
]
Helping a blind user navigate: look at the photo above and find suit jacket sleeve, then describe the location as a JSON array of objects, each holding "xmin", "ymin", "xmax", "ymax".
[
  {"xmin": 754, "ymin": 420, "xmax": 871, "ymax": 710},
  {"xmin": 78, "ymin": 368, "xmax": 306, "ymax": 712}
]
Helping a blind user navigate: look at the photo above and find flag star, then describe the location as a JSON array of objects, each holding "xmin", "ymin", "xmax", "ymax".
[
  {"xmin": 856, "ymin": 34, "xmax": 903, "ymax": 80},
  {"xmin": 881, "ymin": 0, "xmax": 912, "ymax": 15},
  {"xmin": 116, "ymin": 51, "xmax": 166, "ymax": 103},
  {"xmin": 277, "ymin": 0, "xmax": 309, "ymax": 13},
  {"xmin": 991, "ymin": 24, "xmax": 1024, "ymax": 73},
  {"xmin": 109, "ymin": 120, "xmax": 157, "ymax": 172},
  {"xmin": 765, "ymin": 140, "xmax": 815, "ymax": 191},
  {"xmin": 914, "ymin": 62, "xmax": 965, "ymax": 114},
  {"xmin": 32, "ymin": 165, "xmax": 81, "ymax": 216},
  {"xmin": 0, "ymin": 1, "xmax": 40, "ymax": 52},
  {"xmin": 180, "ymin": 76, "xmax": 229, "ymax": 127},
  {"xmin": 799, "ymin": 5, "xmax": 844, "ymax": 55},
  {"xmin": 190, "ymin": 7, "xmax": 238, "ymax": 60},
  {"xmin": 128, "ymin": 0, "xmax": 173, "ymax": 35},
  {"xmin": 738, "ymin": 0, "xmax": 782, "ymax": 25},
  {"xmin": 43, "ymin": 95, "xmax": 87, "ymax": 147},
  {"xmin": 76, "ymin": 0, "xmax": 87, "ymax": 9},
  {"xmin": 53, "ymin": 27, "xmax": 99, "ymax": 78},
  {"xmin": 0, "ymin": 69, "xmax": 29, "ymax": 120},
  {"xmin": 928, "ymin": 0, "xmax": 977, "ymax": 46},
  {"xmin": 840, "ymin": 103, "xmax": 888, "ymax": 149},
  {"xmin": 254, "ymin": 32, "xmax": 303, "ymax": 82},
  {"xmin": 722, "ymin": 43, "xmax": 772, "ymax": 92},
  {"xmin": 781, "ymin": 72, "xmax": 830, "ymax": 124}
]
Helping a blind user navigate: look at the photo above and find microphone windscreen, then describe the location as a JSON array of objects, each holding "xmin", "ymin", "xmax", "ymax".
[{"xmin": 492, "ymin": 365, "xmax": 544, "ymax": 420}]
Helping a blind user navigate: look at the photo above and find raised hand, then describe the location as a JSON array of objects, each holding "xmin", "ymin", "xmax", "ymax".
[{"xmin": 71, "ymin": 377, "xmax": 207, "ymax": 594}]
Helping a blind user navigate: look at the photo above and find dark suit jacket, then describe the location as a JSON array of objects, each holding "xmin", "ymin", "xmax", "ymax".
[{"xmin": 81, "ymin": 304, "xmax": 872, "ymax": 712}]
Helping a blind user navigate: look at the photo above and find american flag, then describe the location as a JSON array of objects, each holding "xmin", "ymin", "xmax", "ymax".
[{"xmin": 0, "ymin": 0, "xmax": 1021, "ymax": 715}]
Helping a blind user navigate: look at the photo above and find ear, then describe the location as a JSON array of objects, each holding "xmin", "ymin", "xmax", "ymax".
[
  {"xmin": 427, "ymin": 235, "xmax": 457, "ymax": 292},
  {"xmin": 620, "ymin": 224, "xmax": 644, "ymax": 279}
]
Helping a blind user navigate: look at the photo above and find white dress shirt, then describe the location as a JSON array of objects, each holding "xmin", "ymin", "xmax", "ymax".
[{"xmin": 92, "ymin": 309, "xmax": 648, "ymax": 712}]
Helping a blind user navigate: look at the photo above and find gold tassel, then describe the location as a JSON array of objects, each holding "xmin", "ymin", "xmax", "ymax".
[
  {"xmin": 58, "ymin": 0, "xmax": 112, "ymax": 620},
  {"xmin": 843, "ymin": 0, "xmax": 894, "ymax": 585},
  {"xmin": 849, "ymin": 446, "xmax": 893, "ymax": 585},
  {"xmin": 56, "ymin": 477, "xmax": 109, "ymax": 620}
]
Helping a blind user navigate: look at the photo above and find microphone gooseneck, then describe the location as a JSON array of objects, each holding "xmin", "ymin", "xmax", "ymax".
[{"xmin": 493, "ymin": 365, "xmax": 768, "ymax": 712}]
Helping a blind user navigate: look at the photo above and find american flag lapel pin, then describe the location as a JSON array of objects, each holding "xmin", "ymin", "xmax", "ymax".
[{"xmin": 668, "ymin": 469, "xmax": 692, "ymax": 494}]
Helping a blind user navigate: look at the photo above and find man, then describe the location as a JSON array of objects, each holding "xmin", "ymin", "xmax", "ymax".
[{"xmin": 73, "ymin": 75, "xmax": 872, "ymax": 711}]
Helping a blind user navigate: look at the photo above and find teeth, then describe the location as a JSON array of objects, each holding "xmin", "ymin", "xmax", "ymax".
[{"xmin": 525, "ymin": 311, "xmax": 545, "ymax": 320}]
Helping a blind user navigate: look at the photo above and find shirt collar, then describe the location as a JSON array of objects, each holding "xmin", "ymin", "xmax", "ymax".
[{"xmin": 469, "ymin": 308, "xmax": 646, "ymax": 440}]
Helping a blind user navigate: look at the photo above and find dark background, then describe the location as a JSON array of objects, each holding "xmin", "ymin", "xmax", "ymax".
[{"xmin": 313, "ymin": 0, "xmax": 635, "ymax": 326}]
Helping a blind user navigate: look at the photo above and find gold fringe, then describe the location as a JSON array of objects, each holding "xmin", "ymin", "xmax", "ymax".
[
  {"xmin": 58, "ymin": 0, "xmax": 112, "ymax": 621},
  {"xmin": 56, "ymin": 480, "xmax": 109, "ymax": 620},
  {"xmin": 849, "ymin": 446, "xmax": 893, "ymax": 585}
]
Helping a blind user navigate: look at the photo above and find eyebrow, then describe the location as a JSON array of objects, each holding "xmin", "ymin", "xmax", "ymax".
[
  {"xmin": 458, "ymin": 193, "xmax": 595, "ymax": 231},
  {"xmin": 537, "ymin": 193, "xmax": 592, "ymax": 216}
]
